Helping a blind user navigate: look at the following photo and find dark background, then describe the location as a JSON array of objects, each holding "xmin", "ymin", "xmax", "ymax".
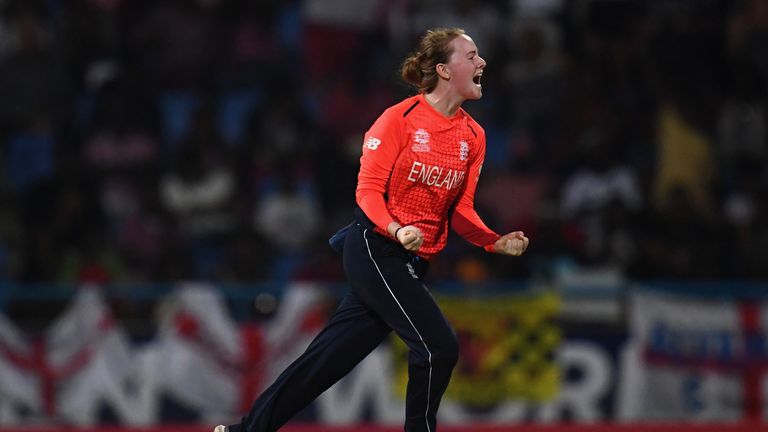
[{"xmin": 0, "ymin": 0, "xmax": 765, "ymax": 289}]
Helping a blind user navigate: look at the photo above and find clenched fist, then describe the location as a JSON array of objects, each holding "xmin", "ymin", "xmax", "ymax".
[
  {"xmin": 388, "ymin": 222, "xmax": 424, "ymax": 252},
  {"xmin": 396, "ymin": 225, "xmax": 424, "ymax": 252},
  {"xmin": 493, "ymin": 231, "xmax": 529, "ymax": 256}
]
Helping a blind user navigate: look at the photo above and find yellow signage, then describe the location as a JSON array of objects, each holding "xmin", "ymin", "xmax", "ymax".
[{"xmin": 391, "ymin": 291, "xmax": 561, "ymax": 407}]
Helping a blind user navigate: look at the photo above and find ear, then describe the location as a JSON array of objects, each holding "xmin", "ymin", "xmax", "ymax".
[{"xmin": 436, "ymin": 63, "xmax": 450, "ymax": 80}]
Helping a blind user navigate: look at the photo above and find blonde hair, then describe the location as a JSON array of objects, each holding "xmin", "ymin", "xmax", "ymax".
[{"xmin": 400, "ymin": 28, "xmax": 465, "ymax": 93}]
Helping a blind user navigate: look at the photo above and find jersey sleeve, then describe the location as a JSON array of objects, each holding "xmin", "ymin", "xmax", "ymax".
[
  {"xmin": 355, "ymin": 108, "xmax": 403, "ymax": 233},
  {"xmin": 451, "ymin": 130, "xmax": 501, "ymax": 250}
]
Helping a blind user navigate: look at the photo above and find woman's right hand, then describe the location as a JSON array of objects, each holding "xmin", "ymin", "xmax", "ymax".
[{"xmin": 388, "ymin": 223, "xmax": 424, "ymax": 252}]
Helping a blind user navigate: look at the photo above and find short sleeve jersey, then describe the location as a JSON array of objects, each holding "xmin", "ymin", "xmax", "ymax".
[{"xmin": 356, "ymin": 94, "xmax": 499, "ymax": 260}]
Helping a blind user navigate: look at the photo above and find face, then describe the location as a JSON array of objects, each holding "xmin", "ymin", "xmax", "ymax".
[{"xmin": 442, "ymin": 34, "xmax": 486, "ymax": 100}]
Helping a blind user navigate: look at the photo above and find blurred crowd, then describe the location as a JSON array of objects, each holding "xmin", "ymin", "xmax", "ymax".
[{"xmin": 0, "ymin": 0, "xmax": 766, "ymax": 287}]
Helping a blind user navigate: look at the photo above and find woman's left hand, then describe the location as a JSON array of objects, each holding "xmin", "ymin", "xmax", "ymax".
[{"xmin": 493, "ymin": 231, "xmax": 529, "ymax": 256}]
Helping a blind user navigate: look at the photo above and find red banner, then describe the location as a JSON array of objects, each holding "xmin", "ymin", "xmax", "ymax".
[{"xmin": 3, "ymin": 424, "xmax": 768, "ymax": 432}]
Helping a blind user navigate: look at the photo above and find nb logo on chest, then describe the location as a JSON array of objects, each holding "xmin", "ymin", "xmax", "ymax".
[{"xmin": 407, "ymin": 161, "xmax": 465, "ymax": 190}]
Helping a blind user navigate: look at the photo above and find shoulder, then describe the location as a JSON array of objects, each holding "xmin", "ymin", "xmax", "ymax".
[
  {"xmin": 461, "ymin": 109, "xmax": 486, "ymax": 139},
  {"xmin": 381, "ymin": 95, "xmax": 422, "ymax": 119},
  {"xmin": 369, "ymin": 95, "xmax": 421, "ymax": 133}
]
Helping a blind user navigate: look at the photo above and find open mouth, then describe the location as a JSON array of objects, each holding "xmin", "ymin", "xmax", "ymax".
[{"xmin": 473, "ymin": 74, "xmax": 482, "ymax": 85}]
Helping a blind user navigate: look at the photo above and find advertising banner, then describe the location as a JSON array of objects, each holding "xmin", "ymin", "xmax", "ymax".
[
  {"xmin": 620, "ymin": 288, "xmax": 768, "ymax": 422},
  {"xmin": 6, "ymin": 283, "xmax": 766, "ymax": 427}
]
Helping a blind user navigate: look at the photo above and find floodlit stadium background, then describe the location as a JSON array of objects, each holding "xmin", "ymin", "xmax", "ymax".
[{"xmin": 0, "ymin": 0, "xmax": 767, "ymax": 431}]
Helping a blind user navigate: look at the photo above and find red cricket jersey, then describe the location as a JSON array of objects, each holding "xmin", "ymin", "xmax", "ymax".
[{"xmin": 356, "ymin": 94, "xmax": 501, "ymax": 260}]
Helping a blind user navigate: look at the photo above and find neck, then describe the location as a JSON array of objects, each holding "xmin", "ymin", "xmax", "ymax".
[{"xmin": 424, "ymin": 89, "xmax": 463, "ymax": 117}]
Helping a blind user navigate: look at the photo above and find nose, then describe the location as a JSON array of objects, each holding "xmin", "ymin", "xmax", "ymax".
[{"xmin": 477, "ymin": 55, "xmax": 486, "ymax": 69}]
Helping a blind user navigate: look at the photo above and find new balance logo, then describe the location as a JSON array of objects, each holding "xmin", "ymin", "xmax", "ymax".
[{"xmin": 364, "ymin": 136, "xmax": 381, "ymax": 150}]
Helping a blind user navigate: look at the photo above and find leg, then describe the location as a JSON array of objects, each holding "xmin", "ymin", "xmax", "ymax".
[
  {"xmin": 344, "ymin": 226, "xmax": 459, "ymax": 432},
  {"xmin": 229, "ymin": 291, "xmax": 390, "ymax": 432}
]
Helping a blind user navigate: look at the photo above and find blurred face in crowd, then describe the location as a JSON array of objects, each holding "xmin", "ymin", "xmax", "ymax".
[{"xmin": 441, "ymin": 34, "xmax": 486, "ymax": 101}]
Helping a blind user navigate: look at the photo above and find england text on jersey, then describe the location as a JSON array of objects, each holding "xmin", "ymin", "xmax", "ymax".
[{"xmin": 406, "ymin": 161, "xmax": 465, "ymax": 190}]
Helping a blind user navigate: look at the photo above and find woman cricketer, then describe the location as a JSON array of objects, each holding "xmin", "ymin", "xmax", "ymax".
[{"xmin": 217, "ymin": 27, "xmax": 529, "ymax": 432}]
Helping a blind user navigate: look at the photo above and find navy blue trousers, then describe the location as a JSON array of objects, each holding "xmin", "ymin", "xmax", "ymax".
[{"xmin": 229, "ymin": 223, "xmax": 459, "ymax": 432}]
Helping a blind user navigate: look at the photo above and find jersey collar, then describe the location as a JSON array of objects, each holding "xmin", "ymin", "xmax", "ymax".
[{"xmin": 418, "ymin": 94, "xmax": 466, "ymax": 129}]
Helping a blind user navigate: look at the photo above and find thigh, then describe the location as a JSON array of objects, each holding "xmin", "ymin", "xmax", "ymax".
[
  {"xmin": 343, "ymin": 225, "xmax": 455, "ymax": 354},
  {"xmin": 311, "ymin": 289, "xmax": 392, "ymax": 352},
  {"xmin": 302, "ymin": 289, "xmax": 392, "ymax": 375}
]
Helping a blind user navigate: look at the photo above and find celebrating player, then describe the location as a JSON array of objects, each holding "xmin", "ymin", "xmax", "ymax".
[{"xmin": 216, "ymin": 27, "xmax": 529, "ymax": 432}]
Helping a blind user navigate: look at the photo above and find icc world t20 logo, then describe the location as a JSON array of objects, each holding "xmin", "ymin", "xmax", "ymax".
[{"xmin": 412, "ymin": 129, "xmax": 431, "ymax": 152}]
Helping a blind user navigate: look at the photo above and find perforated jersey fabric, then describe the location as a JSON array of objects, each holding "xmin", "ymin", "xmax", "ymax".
[{"xmin": 356, "ymin": 94, "xmax": 500, "ymax": 260}]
